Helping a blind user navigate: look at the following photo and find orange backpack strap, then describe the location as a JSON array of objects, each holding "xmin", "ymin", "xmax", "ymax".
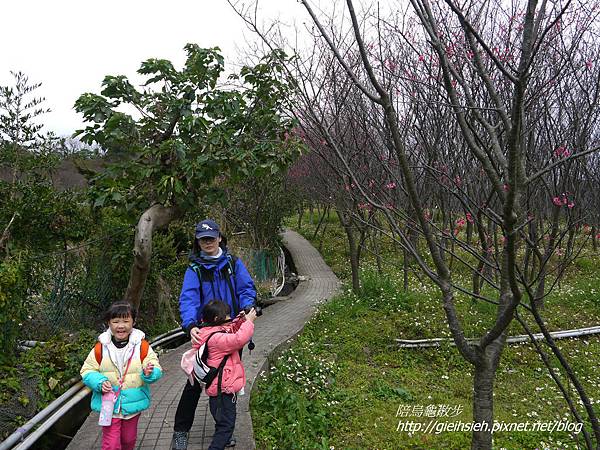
[
  {"xmin": 140, "ymin": 339, "xmax": 149, "ymax": 362},
  {"xmin": 95, "ymin": 339, "xmax": 149, "ymax": 364},
  {"xmin": 94, "ymin": 342, "xmax": 102, "ymax": 365}
]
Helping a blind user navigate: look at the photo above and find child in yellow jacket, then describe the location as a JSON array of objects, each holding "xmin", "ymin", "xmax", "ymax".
[{"xmin": 81, "ymin": 301, "xmax": 162, "ymax": 450}]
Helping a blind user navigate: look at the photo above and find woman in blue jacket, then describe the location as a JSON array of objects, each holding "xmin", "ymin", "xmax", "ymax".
[{"xmin": 172, "ymin": 219, "xmax": 256, "ymax": 450}]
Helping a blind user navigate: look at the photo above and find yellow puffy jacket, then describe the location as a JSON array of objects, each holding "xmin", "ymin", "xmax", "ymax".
[{"xmin": 80, "ymin": 328, "xmax": 162, "ymax": 416}]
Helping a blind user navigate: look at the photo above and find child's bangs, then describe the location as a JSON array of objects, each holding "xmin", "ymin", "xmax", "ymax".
[{"xmin": 104, "ymin": 301, "xmax": 137, "ymax": 322}]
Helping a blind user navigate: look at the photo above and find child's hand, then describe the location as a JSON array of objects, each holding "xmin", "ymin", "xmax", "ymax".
[
  {"xmin": 101, "ymin": 380, "xmax": 112, "ymax": 393},
  {"xmin": 143, "ymin": 363, "xmax": 154, "ymax": 376},
  {"xmin": 245, "ymin": 308, "xmax": 257, "ymax": 322},
  {"xmin": 190, "ymin": 327, "xmax": 202, "ymax": 345}
]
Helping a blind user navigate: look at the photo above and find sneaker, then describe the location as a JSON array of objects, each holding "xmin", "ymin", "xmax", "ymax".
[
  {"xmin": 171, "ymin": 431, "xmax": 189, "ymax": 450},
  {"xmin": 225, "ymin": 436, "xmax": 237, "ymax": 447}
]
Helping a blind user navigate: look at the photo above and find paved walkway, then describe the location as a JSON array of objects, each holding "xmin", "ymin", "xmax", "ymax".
[{"xmin": 67, "ymin": 229, "xmax": 341, "ymax": 450}]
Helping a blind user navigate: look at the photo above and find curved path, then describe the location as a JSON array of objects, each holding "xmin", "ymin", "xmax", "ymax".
[{"xmin": 67, "ymin": 229, "xmax": 341, "ymax": 450}]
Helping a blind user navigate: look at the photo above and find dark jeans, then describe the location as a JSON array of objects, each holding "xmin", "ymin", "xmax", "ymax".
[
  {"xmin": 173, "ymin": 379, "xmax": 202, "ymax": 432},
  {"xmin": 173, "ymin": 348, "xmax": 243, "ymax": 433},
  {"xmin": 208, "ymin": 394, "xmax": 236, "ymax": 450}
]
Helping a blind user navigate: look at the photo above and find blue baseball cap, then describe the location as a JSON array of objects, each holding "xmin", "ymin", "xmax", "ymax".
[{"xmin": 195, "ymin": 219, "xmax": 220, "ymax": 239}]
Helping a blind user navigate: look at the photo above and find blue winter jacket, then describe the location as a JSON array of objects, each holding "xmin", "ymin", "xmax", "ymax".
[{"xmin": 179, "ymin": 251, "xmax": 256, "ymax": 334}]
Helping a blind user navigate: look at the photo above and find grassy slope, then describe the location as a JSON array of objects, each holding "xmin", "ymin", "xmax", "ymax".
[{"xmin": 251, "ymin": 214, "xmax": 600, "ymax": 449}]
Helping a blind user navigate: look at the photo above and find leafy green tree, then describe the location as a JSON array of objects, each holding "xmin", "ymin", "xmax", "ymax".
[
  {"xmin": 0, "ymin": 71, "xmax": 51, "ymax": 252},
  {"xmin": 0, "ymin": 72, "xmax": 92, "ymax": 363},
  {"xmin": 74, "ymin": 44, "xmax": 301, "ymax": 310}
]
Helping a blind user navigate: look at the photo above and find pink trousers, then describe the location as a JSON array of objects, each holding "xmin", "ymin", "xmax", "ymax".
[{"xmin": 101, "ymin": 414, "xmax": 140, "ymax": 450}]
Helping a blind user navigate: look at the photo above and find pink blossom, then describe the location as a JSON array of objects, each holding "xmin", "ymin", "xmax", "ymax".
[
  {"xmin": 386, "ymin": 182, "xmax": 397, "ymax": 189},
  {"xmin": 500, "ymin": 236, "xmax": 507, "ymax": 244},
  {"xmin": 503, "ymin": 184, "xmax": 509, "ymax": 192},
  {"xmin": 596, "ymin": 233, "xmax": 600, "ymax": 240},
  {"xmin": 586, "ymin": 61, "xmax": 593, "ymax": 69},
  {"xmin": 385, "ymin": 59, "xmax": 397, "ymax": 71},
  {"xmin": 423, "ymin": 210, "xmax": 432, "ymax": 221},
  {"xmin": 466, "ymin": 213, "xmax": 474, "ymax": 224},
  {"xmin": 552, "ymin": 196, "xmax": 562, "ymax": 206},
  {"xmin": 358, "ymin": 203, "xmax": 372, "ymax": 210},
  {"xmin": 455, "ymin": 218, "xmax": 466, "ymax": 227},
  {"xmin": 320, "ymin": 139, "xmax": 326, "ymax": 145},
  {"xmin": 554, "ymin": 146, "xmax": 571, "ymax": 158},
  {"xmin": 419, "ymin": 54, "xmax": 425, "ymax": 62},
  {"xmin": 454, "ymin": 175, "xmax": 462, "ymax": 187},
  {"xmin": 567, "ymin": 201, "xmax": 575, "ymax": 209}
]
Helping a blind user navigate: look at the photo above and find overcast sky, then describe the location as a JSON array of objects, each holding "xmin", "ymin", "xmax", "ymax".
[{"xmin": 0, "ymin": 0, "xmax": 306, "ymax": 136}]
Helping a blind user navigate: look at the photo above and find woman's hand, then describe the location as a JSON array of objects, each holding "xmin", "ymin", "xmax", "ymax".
[{"xmin": 101, "ymin": 380, "xmax": 112, "ymax": 393}]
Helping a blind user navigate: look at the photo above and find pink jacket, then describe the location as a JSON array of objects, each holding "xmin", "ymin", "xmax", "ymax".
[{"xmin": 181, "ymin": 317, "xmax": 254, "ymax": 397}]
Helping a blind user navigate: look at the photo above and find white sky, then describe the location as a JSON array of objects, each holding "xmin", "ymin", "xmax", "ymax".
[{"xmin": 0, "ymin": 0, "xmax": 307, "ymax": 136}]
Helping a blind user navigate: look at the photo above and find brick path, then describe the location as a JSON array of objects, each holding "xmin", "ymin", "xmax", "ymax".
[{"xmin": 66, "ymin": 229, "xmax": 341, "ymax": 450}]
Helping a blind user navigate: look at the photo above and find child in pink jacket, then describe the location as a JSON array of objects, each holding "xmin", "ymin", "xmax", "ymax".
[{"xmin": 180, "ymin": 300, "xmax": 256, "ymax": 450}]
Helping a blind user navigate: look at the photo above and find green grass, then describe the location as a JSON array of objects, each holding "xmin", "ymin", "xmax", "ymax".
[
  {"xmin": 252, "ymin": 272, "xmax": 600, "ymax": 449},
  {"xmin": 250, "ymin": 214, "xmax": 600, "ymax": 449}
]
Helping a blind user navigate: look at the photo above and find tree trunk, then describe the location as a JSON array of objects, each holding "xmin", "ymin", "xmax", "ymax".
[
  {"xmin": 373, "ymin": 231, "xmax": 383, "ymax": 276},
  {"xmin": 337, "ymin": 208, "xmax": 360, "ymax": 293},
  {"xmin": 156, "ymin": 274, "xmax": 179, "ymax": 326},
  {"xmin": 466, "ymin": 220, "xmax": 473, "ymax": 245},
  {"xmin": 403, "ymin": 246, "xmax": 409, "ymax": 291},
  {"xmin": 0, "ymin": 212, "xmax": 17, "ymax": 254},
  {"xmin": 566, "ymin": 226, "xmax": 576, "ymax": 258},
  {"xmin": 472, "ymin": 211, "xmax": 488, "ymax": 296},
  {"xmin": 297, "ymin": 205, "xmax": 304, "ymax": 229},
  {"xmin": 124, "ymin": 204, "xmax": 180, "ymax": 310},
  {"xmin": 318, "ymin": 220, "xmax": 329, "ymax": 253},
  {"xmin": 472, "ymin": 360, "xmax": 496, "ymax": 450},
  {"xmin": 347, "ymin": 229, "xmax": 360, "ymax": 293},
  {"xmin": 312, "ymin": 205, "xmax": 329, "ymax": 240}
]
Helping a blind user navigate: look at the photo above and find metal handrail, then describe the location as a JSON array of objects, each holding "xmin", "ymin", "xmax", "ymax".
[
  {"xmin": 396, "ymin": 325, "xmax": 600, "ymax": 348},
  {"xmin": 0, "ymin": 383, "xmax": 85, "ymax": 450},
  {"xmin": 11, "ymin": 386, "xmax": 91, "ymax": 450}
]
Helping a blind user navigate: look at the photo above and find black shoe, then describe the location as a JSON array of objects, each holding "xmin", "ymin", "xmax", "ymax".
[
  {"xmin": 225, "ymin": 436, "xmax": 237, "ymax": 447},
  {"xmin": 171, "ymin": 431, "xmax": 189, "ymax": 450}
]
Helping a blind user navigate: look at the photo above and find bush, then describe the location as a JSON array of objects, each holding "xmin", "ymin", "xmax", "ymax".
[{"xmin": 0, "ymin": 256, "xmax": 28, "ymax": 365}]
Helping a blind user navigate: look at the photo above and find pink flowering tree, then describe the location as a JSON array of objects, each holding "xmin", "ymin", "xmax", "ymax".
[{"xmin": 232, "ymin": 0, "xmax": 600, "ymax": 447}]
